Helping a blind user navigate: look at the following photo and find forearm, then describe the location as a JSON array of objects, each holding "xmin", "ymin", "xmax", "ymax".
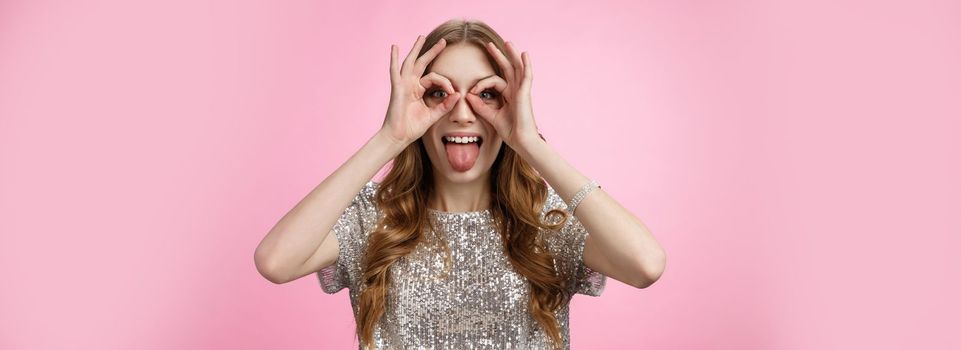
[
  {"xmin": 255, "ymin": 129, "xmax": 406, "ymax": 278},
  {"xmin": 517, "ymin": 137, "xmax": 665, "ymax": 285}
]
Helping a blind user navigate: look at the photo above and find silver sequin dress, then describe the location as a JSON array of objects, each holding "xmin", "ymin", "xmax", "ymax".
[{"xmin": 317, "ymin": 180, "xmax": 607, "ymax": 349}]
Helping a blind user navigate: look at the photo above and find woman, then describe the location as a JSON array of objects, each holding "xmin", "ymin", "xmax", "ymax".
[{"xmin": 255, "ymin": 19, "xmax": 666, "ymax": 350}]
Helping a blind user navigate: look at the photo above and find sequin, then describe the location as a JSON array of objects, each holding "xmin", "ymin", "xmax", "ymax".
[{"xmin": 317, "ymin": 180, "xmax": 606, "ymax": 349}]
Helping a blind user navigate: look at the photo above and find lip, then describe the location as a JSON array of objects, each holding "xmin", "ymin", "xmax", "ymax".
[{"xmin": 443, "ymin": 132, "xmax": 482, "ymax": 138}]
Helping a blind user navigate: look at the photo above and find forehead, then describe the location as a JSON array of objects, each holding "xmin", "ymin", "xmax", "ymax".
[{"xmin": 427, "ymin": 42, "xmax": 497, "ymax": 89}]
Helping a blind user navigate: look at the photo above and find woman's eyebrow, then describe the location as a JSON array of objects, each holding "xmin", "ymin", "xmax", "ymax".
[
  {"xmin": 472, "ymin": 74, "xmax": 497, "ymax": 86},
  {"xmin": 442, "ymin": 73, "xmax": 498, "ymax": 90}
]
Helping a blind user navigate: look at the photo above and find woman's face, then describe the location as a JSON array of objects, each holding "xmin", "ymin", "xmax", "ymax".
[{"xmin": 421, "ymin": 42, "xmax": 505, "ymax": 183}]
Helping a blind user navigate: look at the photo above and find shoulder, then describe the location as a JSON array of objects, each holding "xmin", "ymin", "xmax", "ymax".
[
  {"xmin": 333, "ymin": 180, "xmax": 383, "ymax": 238},
  {"xmin": 539, "ymin": 184, "xmax": 577, "ymax": 239},
  {"xmin": 362, "ymin": 179, "xmax": 380, "ymax": 198},
  {"xmin": 542, "ymin": 184, "xmax": 571, "ymax": 216},
  {"xmin": 350, "ymin": 180, "xmax": 380, "ymax": 208}
]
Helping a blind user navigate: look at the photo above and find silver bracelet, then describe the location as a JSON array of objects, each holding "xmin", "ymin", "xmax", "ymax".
[{"xmin": 568, "ymin": 179, "xmax": 600, "ymax": 216}]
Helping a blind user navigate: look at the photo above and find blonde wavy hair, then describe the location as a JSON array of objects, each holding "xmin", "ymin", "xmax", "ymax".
[{"xmin": 356, "ymin": 18, "xmax": 573, "ymax": 350}]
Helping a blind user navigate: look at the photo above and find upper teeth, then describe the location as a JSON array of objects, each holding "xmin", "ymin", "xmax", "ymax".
[{"xmin": 445, "ymin": 136, "xmax": 479, "ymax": 144}]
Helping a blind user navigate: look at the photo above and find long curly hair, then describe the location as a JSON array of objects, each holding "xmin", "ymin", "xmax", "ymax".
[{"xmin": 355, "ymin": 19, "xmax": 573, "ymax": 350}]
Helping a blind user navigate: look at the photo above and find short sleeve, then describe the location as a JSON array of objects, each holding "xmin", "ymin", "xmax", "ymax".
[
  {"xmin": 316, "ymin": 180, "xmax": 382, "ymax": 294},
  {"xmin": 541, "ymin": 185, "xmax": 607, "ymax": 297}
]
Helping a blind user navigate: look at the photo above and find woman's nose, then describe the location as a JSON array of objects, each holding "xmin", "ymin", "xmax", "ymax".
[{"xmin": 447, "ymin": 92, "xmax": 476, "ymax": 124}]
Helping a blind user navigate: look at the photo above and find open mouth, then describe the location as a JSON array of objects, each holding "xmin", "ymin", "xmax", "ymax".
[{"xmin": 441, "ymin": 135, "xmax": 483, "ymax": 172}]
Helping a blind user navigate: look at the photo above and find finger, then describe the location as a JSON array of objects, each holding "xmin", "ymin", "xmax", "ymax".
[
  {"xmin": 389, "ymin": 44, "xmax": 400, "ymax": 83},
  {"xmin": 504, "ymin": 41, "xmax": 525, "ymax": 81},
  {"xmin": 413, "ymin": 38, "xmax": 447, "ymax": 77},
  {"xmin": 432, "ymin": 91, "xmax": 460, "ymax": 118},
  {"xmin": 419, "ymin": 72, "xmax": 455, "ymax": 95},
  {"xmin": 465, "ymin": 93, "xmax": 495, "ymax": 123},
  {"xmin": 401, "ymin": 35, "xmax": 426, "ymax": 76},
  {"xmin": 485, "ymin": 41, "xmax": 515, "ymax": 83},
  {"xmin": 519, "ymin": 51, "xmax": 533, "ymax": 92},
  {"xmin": 469, "ymin": 75, "xmax": 508, "ymax": 96}
]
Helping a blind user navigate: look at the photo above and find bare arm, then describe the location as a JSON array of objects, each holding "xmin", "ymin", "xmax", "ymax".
[
  {"xmin": 254, "ymin": 35, "xmax": 459, "ymax": 284},
  {"xmin": 518, "ymin": 137, "xmax": 666, "ymax": 289},
  {"xmin": 254, "ymin": 130, "xmax": 405, "ymax": 284},
  {"xmin": 468, "ymin": 41, "xmax": 666, "ymax": 289}
]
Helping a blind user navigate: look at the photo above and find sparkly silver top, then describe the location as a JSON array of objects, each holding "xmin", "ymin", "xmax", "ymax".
[{"xmin": 317, "ymin": 180, "xmax": 606, "ymax": 349}]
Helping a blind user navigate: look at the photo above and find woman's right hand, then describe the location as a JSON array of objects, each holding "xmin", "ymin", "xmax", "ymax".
[{"xmin": 380, "ymin": 35, "xmax": 461, "ymax": 147}]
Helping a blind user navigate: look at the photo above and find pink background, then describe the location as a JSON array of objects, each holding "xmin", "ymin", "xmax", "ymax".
[{"xmin": 1, "ymin": 0, "xmax": 958, "ymax": 349}]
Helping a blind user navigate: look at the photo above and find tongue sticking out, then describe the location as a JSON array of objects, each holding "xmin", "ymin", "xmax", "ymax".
[{"xmin": 445, "ymin": 142, "xmax": 480, "ymax": 172}]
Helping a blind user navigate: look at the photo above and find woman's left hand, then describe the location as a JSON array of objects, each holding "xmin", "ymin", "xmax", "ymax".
[{"xmin": 465, "ymin": 41, "xmax": 542, "ymax": 152}]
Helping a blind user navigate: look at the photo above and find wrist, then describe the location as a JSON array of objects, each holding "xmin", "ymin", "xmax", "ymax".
[
  {"xmin": 515, "ymin": 133, "xmax": 547, "ymax": 159},
  {"xmin": 374, "ymin": 128, "xmax": 411, "ymax": 155}
]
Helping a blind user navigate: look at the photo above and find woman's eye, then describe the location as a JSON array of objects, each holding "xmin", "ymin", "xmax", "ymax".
[
  {"xmin": 480, "ymin": 90, "xmax": 499, "ymax": 100},
  {"xmin": 427, "ymin": 89, "xmax": 448, "ymax": 99}
]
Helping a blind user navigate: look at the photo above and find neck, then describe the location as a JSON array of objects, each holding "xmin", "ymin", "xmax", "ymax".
[{"xmin": 429, "ymin": 176, "xmax": 491, "ymax": 212}]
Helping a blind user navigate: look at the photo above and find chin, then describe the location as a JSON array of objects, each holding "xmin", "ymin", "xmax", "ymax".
[{"xmin": 435, "ymin": 162, "xmax": 492, "ymax": 183}]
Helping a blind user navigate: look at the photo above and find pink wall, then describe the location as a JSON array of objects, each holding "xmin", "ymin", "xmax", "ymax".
[{"xmin": 1, "ymin": 0, "xmax": 958, "ymax": 349}]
